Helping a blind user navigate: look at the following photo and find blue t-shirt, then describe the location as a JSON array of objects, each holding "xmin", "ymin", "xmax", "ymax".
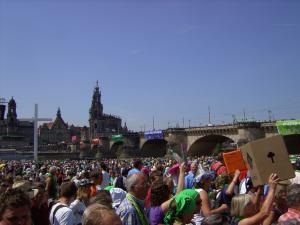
[{"xmin": 185, "ymin": 172, "xmax": 195, "ymax": 189}]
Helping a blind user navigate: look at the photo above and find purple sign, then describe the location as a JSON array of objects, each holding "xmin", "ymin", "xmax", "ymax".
[{"xmin": 144, "ymin": 130, "xmax": 163, "ymax": 140}]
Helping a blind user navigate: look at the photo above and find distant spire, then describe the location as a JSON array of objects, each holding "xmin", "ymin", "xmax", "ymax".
[
  {"xmin": 96, "ymin": 80, "xmax": 99, "ymax": 88},
  {"xmin": 57, "ymin": 107, "xmax": 61, "ymax": 117}
]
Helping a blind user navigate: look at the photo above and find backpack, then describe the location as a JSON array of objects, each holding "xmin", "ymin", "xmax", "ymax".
[{"xmin": 50, "ymin": 204, "xmax": 68, "ymax": 225}]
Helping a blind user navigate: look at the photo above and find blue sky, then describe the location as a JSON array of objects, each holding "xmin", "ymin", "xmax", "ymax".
[{"xmin": 1, "ymin": 0, "xmax": 300, "ymax": 131}]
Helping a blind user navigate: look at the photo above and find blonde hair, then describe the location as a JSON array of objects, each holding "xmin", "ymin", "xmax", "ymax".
[{"xmin": 231, "ymin": 194, "xmax": 252, "ymax": 217}]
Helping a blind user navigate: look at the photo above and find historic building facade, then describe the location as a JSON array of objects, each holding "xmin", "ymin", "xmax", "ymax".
[
  {"xmin": 89, "ymin": 81, "xmax": 127, "ymax": 139},
  {"xmin": 39, "ymin": 108, "xmax": 70, "ymax": 144},
  {"xmin": 0, "ymin": 97, "xmax": 34, "ymax": 147}
]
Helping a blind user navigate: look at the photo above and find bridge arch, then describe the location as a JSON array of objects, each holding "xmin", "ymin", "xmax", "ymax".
[
  {"xmin": 283, "ymin": 134, "xmax": 300, "ymax": 154},
  {"xmin": 110, "ymin": 141, "xmax": 123, "ymax": 158},
  {"xmin": 140, "ymin": 139, "xmax": 167, "ymax": 157},
  {"xmin": 188, "ymin": 135, "xmax": 235, "ymax": 156}
]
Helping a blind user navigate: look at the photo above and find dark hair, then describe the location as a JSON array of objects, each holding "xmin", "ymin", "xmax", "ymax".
[
  {"xmin": 90, "ymin": 170, "xmax": 102, "ymax": 179},
  {"xmin": 202, "ymin": 214, "xmax": 228, "ymax": 225},
  {"xmin": 100, "ymin": 163, "xmax": 108, "ymax": 172},
  {"xmin": 133, "ymin": 159, "xmax": 143, "ymax": 169},
  {"xmin": 121, "ymin": 168, "xmax": 129, "ymax": 177},
  {"xmin": 286, "ymin": 184, "xmax": 300, "ymax": 208},
  {"xmin": 149, "ymin": 170, "xmax": 163, "ymax": 183},
  {"xmin": 0, "ymin": 189, "xmax": 31, "ymax": 220},
  {"xmin": 150, "ymin": 182, "xmax": 170, "ymax": 206},
  {"xmin": 60, "ymin": 182, "xmax": 77, "ymax": 199}
]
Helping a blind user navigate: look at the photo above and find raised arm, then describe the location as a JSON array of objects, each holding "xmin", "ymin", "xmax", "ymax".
[
  {"xmin": 200, "ymin": 189, "xmax": 228, "ymax": 216},
  {"xmin": 226, "ymin": 170, "xmax": 240, "ymax": 196},
  {"xmin": 175, "ymin": 162, "xmax": 186, "ymax": 195},
  {"xmin": 239, "ymin": 173, "xmax": 279, "ymax": 225}
]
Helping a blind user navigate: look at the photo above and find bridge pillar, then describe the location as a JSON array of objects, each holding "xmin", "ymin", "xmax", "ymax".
[
  {"xmin": 164, "ymin": 129, "xmax": 188, "ymax": 155},
  {"xmin": 237, "ymin": 122, "xmax": 265, "ymax": 146}
]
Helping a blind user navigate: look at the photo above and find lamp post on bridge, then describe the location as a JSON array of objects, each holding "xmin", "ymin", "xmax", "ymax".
[{"xmin": 20, "ymin": 104, "xmax": 52, "ymax": 160}]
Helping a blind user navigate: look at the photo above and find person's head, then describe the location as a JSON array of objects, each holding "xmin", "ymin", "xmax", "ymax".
[
  {"xmin": 190, "ymin": 162, "xmax": 198, "ymax": 174},
  {"xmin": 60, "ymin": 181, "xmax": 77, "ymax": 203},
  {"xmin": 194, "ymin": 173, "xmax": 213, "ymax": 190},
  {"xmin": 154, "ymin": 162, "xmax": 164, "ymax": 172},
  {"xmin": 12, "ymin": 180, "xmax": 37, "ymax": 199},
  {"xmin": 231, "ymin": 194, "xmax": 256, "ymax": 218},
  {"xmin": 278, "ymin": 219, "xmax": 300, "ymax": 225},
  {"xmin": 150, "ymin": 182, "xmax": 170, "ymax": 206},
  {"xmin": 49, "ymin": 166, "xmax": 57, "ymax": 175},
  {"xmin": 0, "ymin": 178, "xmax": 12, "ymax": 193},
  {"xmin": 125, "ymin": 173, "xmax": 149, "ymax": 200},
  {"xmin": 286, "ymin": 184, "xmax": 300, "ymax": 209},
  {"xmin": 100, "ymin": 163, "xmax": 108, "ymax": 172},
  {"xmin": 163, "ymin": 177, "xmax": 174, "ymax": 195},
  {"xmin": 89, "ymin": 190, "xmax": 113, "ymax": 209},
  {"xmin": 164, "ymin": 192, "xmax": 196, "ymax": 225},
  {"xmin": 274, "ymin": 183, "xmax": 288, "ymax": 212},
  {"xmin": 109, "ymin": 169, "xmax": 115, "ymax": 178},
  {"xmin": 133, "ymin": 159, "xmax": 143, "ymax": 170},
  {"xmin": 0, "ymin": 189, "xmax": 31, "ymax": 225},
  {"xmin": 90, "ymin": 170, "xmax": 103, "ymax": 185},
  {"xmin": 214, "ymin": 174, "xmax": 230, "ymax": 190},
  {"xmin": 77, "ymin": 180, "xmax": 92, "ymax": 203},
  {"xmin": 202, "ymin": 214, "xmax": 229, "ymax": 225},
  {"xmin": 82, "ymin": 203, "xmax": 122, "ymax": 225},
  {"xmin": 179, "ymin": 189, "xmax": 201, "ymax": 212},
  {"xmin": 149, "ymin": 170, "xmax": 163, "ymax": 183},
  {"xmin": 31, "ymin": 182, "xmax": 48, "ymax": 207}
]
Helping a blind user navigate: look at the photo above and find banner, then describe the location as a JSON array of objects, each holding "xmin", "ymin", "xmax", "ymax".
[
  {"xmin": 112, "ymin": 135, "xmax": 123, "ymax": 142},
  {"xmin": 276, "ymin": 120, "xmax": 300, "ymax": 135},
  {"xmin": 144, "ymin": 130, "xmax": 163, "ymax": 140}
]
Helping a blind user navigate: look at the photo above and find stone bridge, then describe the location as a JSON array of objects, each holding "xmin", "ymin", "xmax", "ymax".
[
  {"xmin": 78, "ymin": 121, "xmax": 299, "ymax": 159},
  {"xmin": 129, "ymin": 121, "xmax": 298, "ymax": 157}
]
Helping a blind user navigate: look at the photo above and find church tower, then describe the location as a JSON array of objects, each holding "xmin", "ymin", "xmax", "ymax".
[
  {"xmin": 89, "ymin": 81, "xmax": 103, "ymax": 138},
  {"xmin": 7, "ymin": 97, "xmax": 18, "ymax": 134}
]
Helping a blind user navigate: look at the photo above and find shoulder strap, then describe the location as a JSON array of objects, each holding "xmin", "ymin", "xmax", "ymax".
[{"xmin": 52, "ymin": 204, "xmax": 68, "ymax": 224}]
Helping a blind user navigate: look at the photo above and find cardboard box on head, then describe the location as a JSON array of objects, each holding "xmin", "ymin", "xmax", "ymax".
[{"xmin": 241, "ymin": 135, "xmax": 295, "ymax": 186}]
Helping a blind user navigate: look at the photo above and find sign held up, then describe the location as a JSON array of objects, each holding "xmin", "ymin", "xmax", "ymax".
[{"xmin": 241, "ymin": 135, "xmax": 295, "ymax": 186}]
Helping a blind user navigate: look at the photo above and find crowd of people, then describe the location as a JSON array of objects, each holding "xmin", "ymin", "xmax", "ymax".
[{"xmin": 0, "ymin": 154, "xmax": 299, "ymax": 225}]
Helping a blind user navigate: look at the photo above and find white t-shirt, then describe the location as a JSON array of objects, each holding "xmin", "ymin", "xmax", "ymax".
[
  {"xmin": 50, "ymin": 202, "xmax": 75, "ymax": 225},
  {"xmin": 70, "ymin": 199, "xmax": 86, "ymax": 225},
  {"xmin": 192, "ymin": 188, "xmax": 205, "ymax": 225}
]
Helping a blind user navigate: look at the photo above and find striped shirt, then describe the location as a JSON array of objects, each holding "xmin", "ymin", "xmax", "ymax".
[{"xmin": 116, "ymin": 194, "xmax": 149, "ymax": 225}]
